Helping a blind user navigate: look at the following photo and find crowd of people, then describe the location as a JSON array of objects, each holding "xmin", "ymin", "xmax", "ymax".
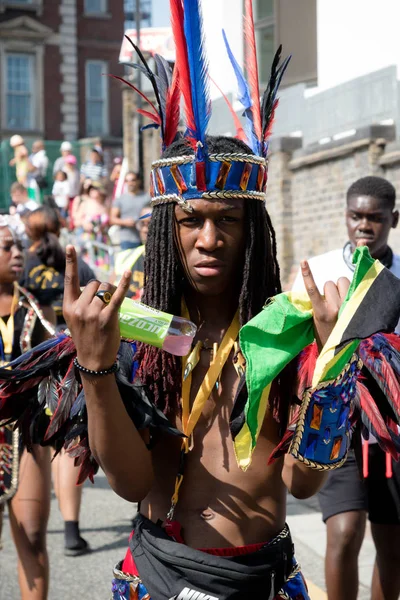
[{"xmin": 0, "ymin": 137, "xmax": 153, "ymax": 599}]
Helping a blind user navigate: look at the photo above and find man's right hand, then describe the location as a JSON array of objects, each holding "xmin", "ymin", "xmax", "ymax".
[
  {"xmin": 63, "ymin": 245, "xmax": 131, "ymax": 371},
  {"xmin": 124, "ymin": 217, "xmax": 136, "ymax": 228}
]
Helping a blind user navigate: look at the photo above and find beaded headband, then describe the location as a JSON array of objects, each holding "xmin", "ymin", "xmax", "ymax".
[
  {"xmin": 150, "ymin": 153, "xmax": 267, "ymax": 211},
  {"xmin": 116, "ymin": 0, "xmax": 290, "ymax": 210}
]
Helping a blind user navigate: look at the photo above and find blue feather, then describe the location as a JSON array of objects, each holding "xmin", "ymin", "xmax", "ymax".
[
  {"xmin": 222, "ymin": 29, "xmax": 258, "ymax": 152},
  {"xmin": 222, "ymin": 29, "xmax": 251, "ymax": 109},
  {"xmin": 183, "ymin": 0, "xmax": 210, "ymax": 147}
]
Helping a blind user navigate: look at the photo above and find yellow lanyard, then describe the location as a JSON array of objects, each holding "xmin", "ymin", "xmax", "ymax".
[
  {"xmin": 0, "ymin": 283, "xmax": 19, "ymax": 361},
  {"xmin": 169, "ymin": 303, "xmax": 240, "ymax": 512}
]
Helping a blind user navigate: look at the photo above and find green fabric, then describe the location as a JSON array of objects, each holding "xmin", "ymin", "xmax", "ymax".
[{"xmin": 238, "ymin": 246, "xmax": 372, "ymax": 449}]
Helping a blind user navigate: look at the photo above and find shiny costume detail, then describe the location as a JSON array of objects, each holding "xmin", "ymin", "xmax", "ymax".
[
  {"xmin": 111, "ymin": 562, "xmax": 309, "ymax": 600},
  {"xmin": 111, "ymin": 522, "xmax": 309, "ymax": 600}
]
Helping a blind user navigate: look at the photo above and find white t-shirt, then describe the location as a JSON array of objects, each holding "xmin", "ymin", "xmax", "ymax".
[
  {"xmin": 52, "ymin": 180, "xmax": 70, "ymax": 209},
  {"xmin": 292, "ymin": 246, "xmax": 400, "ymax": 306}
]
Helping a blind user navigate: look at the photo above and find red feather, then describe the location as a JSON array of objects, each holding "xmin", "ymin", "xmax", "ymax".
[
  {"xmin": 107, "ymin": 74, "xmax": 160, "ymax": 118},
  {"xmin": 297, "ymin": 342, "xmax": 318, "ymax": 398},
  {"xmin": 263, "ymin": 98, "xmax": 279, "ymax": 141},
  {"xmin": 358, "ymin": 381, "xmax": 399, "ymax": 458},
  {"xmin": 136, "ymin": 108, "xmax": 162, "ymax": 125},
  {"xmin": 211, "ymin": 77, "xmax": 247, "ymax": 143},
  {"xmin": 164, "ymin": 65, "xmax": 181, "ymax": 147},
  {"xmin": 170, "ymin": 0, "xmax": 196, "ymax": 146},
  {"xmin": 244, "ymin": 0, "xmax": 262, "ymax": 141}
]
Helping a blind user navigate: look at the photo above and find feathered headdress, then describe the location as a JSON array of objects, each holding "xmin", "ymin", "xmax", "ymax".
[{"xmin": 118, "ymin": 0, "xmax": 290, "ymax": 212}]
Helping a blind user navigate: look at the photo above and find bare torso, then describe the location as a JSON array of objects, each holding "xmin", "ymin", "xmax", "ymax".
[{"xmin": 141, "ymin": 332, "xmax": 287, "ymax": 549}]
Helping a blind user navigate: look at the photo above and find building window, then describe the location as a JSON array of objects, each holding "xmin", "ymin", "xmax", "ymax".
[
  {"xmin": 5, "ymin": 53, "xmax": 34, "ymax": 130},
  {"xmin": 84, "ymin": 0, "xmax": 107, "ymax": 14},
  {"xmin": 124, "ymin": 0, "xmax": 152, "ymax": 30},
  {"xmin": 85, "ymin": 60, "xmax": 109, "ymax": 136},
  {"xmin": 254, "ymin": 0, "xmax": 275, "ymax": 85}
]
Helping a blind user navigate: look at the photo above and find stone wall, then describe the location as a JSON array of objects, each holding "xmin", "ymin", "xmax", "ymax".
[{"xmin": 267, "ymin": 125, "xmax": 400, "ymax": 286}]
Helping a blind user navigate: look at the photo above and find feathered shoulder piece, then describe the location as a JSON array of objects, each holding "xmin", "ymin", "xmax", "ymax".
[
  {"xmin": 116, "ymin": 0, "xmax": 290, "ymax": 213},
  {"xmin": 0, "ymin": 336, "xmax": 182, "ymax": 484}
]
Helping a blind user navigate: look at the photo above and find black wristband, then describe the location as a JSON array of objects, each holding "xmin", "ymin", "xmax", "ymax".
[{"xmin": 73, "ymin": 357, "xmax": 119, "ymax": 377}]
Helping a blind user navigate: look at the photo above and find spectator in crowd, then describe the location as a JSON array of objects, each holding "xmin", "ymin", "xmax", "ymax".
[
  {"xmin": 52, "ymin": 171, "xmax": 70, "ymax": 218},
  {"xmin": 70, "ymin": 179, "xmax": 91, "ymax": 232},
  {"xmin": 110, "ymin": 157, "xmax": 123, "ymax": 199},
  {"xmin": 110, "ymin": 172, "xmax": 150, "ymax": 250},
  {"xmin": 80, "ymin": 148, "xmax": 107, "ymax": 183},
  {"xmin": 113, "ymin": 204, "xmax": 152, "ymax": 299},
  {"xmin": 53, "ymin": 141, "xmax": 73, "ymax": 175},
  {"xmin": 63, "ymin": 154, "xmax": 80, "ymax": 201},
  {"xmin": 9, "ymin": 182, "xmax": 39, "ymax": 215},
  {"xmin": 20, "ymin": 206, "xmax": 94, "ymax": 557},
  {"xmin": 9, "ymin": 135, "xmax": 29, "ymax": 187},
  {"xmin": 73, "ymin": 183, "xmax": 109, "ymax": 235},
  {"xmin": 28, "ymin": 140, "xmax": 49, "ymax": 190},
  {"xmin": 292, "ymin": 176, "xmax": 400, "ymax": 600}
]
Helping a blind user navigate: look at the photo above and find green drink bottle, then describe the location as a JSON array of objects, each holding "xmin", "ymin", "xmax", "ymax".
[{"xmin": 118, "ymin": 297, "xmax": 196, "ymax": 356}]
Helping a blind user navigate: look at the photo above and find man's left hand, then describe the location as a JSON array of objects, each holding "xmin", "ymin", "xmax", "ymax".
[{"xmin": 301, "ymin": 260, "xmax": 350, "ymax": 349}]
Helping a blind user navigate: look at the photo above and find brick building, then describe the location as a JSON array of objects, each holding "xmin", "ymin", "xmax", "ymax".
[{"xmin": 0, "ymin": 0, "xmax": 124, "ymax": 143}]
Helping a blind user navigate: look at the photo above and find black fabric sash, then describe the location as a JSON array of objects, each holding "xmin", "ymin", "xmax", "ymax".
[{"xmin": 129, "ymin": 514, "xmax": 294, "ymax": 600}]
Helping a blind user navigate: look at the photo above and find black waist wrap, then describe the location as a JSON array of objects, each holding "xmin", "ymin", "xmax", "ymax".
[{"xmin": 129, "ymin": 514, "xmax": 294, "ymax": 600}]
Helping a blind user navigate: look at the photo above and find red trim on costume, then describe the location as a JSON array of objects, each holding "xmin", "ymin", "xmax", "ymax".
[{"xmin": 121, "ymin": 528, "xmax": 267, "ymax": 576}]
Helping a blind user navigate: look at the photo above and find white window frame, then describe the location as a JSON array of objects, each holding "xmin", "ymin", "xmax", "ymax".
[
  {"xmin": 84, "ymin": 0, "xmax": 107, "ymax": 15},
  {"xmin": 3, "ymin": 51, "xmax": 35, "ymax": 131},
  {"xmin": 85, "ymin": 59, "xmax": 109, "ymax": 136},
  {"xmin": 0, "ymin": 0, "xmax": 43, "ymax": 15}
]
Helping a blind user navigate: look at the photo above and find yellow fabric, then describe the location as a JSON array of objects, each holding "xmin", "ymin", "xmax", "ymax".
[
  {"xmin": 114, "ymin": 245, "xmax": 145, "ymax": 278},
  {"xmin": 312, "ymin": 260, "xmax": 383, "ymax": 386},
  {"xmin": 171, "ymin": 303, "xmax": 240, "ymax": 508}
]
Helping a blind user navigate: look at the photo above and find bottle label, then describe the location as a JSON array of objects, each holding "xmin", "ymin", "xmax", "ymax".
[{"xmin": 118, "ymin": 299, "xmax": 174, "ymax": 348}]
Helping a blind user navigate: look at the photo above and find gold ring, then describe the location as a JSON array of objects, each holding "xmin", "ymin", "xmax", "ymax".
[{"xmin": 95, "ymin": 290, "xmax": 112, "ymax": 305}]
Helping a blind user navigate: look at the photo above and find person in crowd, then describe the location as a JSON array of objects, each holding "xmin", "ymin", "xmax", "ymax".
[
  {"xmin": 9, "ymin": 135, "xmax": 29, "ymax": 187},
  {"xmin": 110, "ymin": 172, "xmax": 150, "ymax": 250},
  {"xmin": 53, "ymin": 141, "xmax": 73, "ymax": 175},
  {"xmin": 110, "ymin": 157, "xmax": 124, "ymax": 200},
  {"xmin": 63, "ymin": 154, "xmax": 80, "ymax": 206},
  {"xmin": 21, "ymin": 206, "xmax": 94, "ymax": 556},
  {"xmin": 51, "ymin": 171, "xmax": 70, "ymax": 218},
  {"xmin": 73, "ymin": 182, "xmax": 109, "ymax": 237},
  {"xmin": 292, "ymin": 175, "xmax": 400, "ymax": 600},
  {"xmin": 0, "ymin": 220, "xmax": 55, "ymax": 599},
  {"xmin": 22, "ymin": 206, "xmax": 94, "ymax": 321},
  {"xmin": 9, "ymin": 182, "xmax": 39, "ymax": 215},
  {"xmin": 80, "ymin": 148, "xmax": 107, "ymax": 183},
  {"xmin": 70, "ymin": 179, "xmax": 91, "ymax": 232},
  {"xmin": 113, "ymin": 204, "xmax": 152, "ymax": 299},
  {"xmin": 27, "ymin": 140, "xmax": 49, "ymax": 191}
]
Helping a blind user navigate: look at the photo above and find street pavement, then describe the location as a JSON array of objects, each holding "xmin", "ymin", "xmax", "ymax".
[{"xmin": 0, "ymin": 472, "xmax": 375, "ymax": 599}]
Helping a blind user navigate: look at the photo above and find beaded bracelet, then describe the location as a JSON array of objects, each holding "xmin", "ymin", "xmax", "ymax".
[{"xmin": 73, "ymin": 357, "xmax": 119, "ymax": 377}]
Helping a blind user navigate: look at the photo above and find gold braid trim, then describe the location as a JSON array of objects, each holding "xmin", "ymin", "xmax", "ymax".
[
  {"xmin": 0, "ymin": 426, "xmax": 19, "ymax": 508},
  {"xmin": 201, "ymin": 190, "xmax": 266, "ymax": 201},
  {"xmin": 288, "ymin": 355, "xmax": 362, "ymax": 472},
  {"xmin": 151, "ymin": 153, "xmax": 267, "ymax": 169},
  {"xmin": 151, "ymin": 190, "xmax": 266, "ymax": 208}
]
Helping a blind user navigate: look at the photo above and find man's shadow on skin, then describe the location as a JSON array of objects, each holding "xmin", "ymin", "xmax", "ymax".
[{"xmin": 176, "ymin": 403, "xmax": 282, "ymax": 548}]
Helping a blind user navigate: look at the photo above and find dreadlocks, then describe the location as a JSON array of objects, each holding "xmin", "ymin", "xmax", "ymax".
[{"xmin": 135, "ymin": 135, "xmax": 281, "ymax": 415}]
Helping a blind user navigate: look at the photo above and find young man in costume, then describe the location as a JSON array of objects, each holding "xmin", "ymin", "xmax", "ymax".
[
  {"xmin": 293, "ymin": 176, "xmax": 400, "ymax": 600},
  {"xmin": 3, "ymin": 2, "xmax": 400, "ymax": 599},
  {"xmin": 61, "ymin": 2, "xmax": 353, "ymax": 597}
]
